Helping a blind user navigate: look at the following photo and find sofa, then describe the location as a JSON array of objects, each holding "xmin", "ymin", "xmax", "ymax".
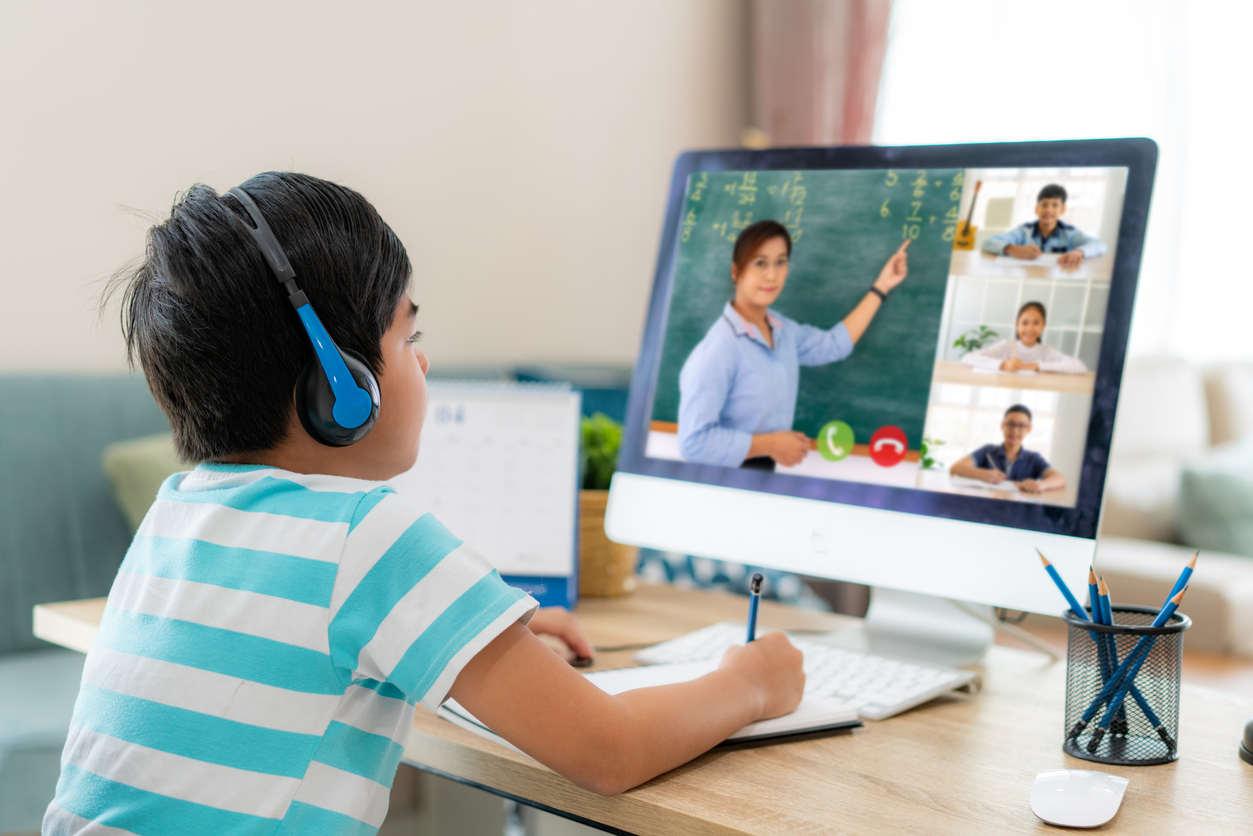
[
  {"xmin": 1096, "ymin": 357, "xmax": 1253, "ymax": 655},
  {"xmin": 0, "ymin": 374, "xmax": 170, "ymax": 833}
]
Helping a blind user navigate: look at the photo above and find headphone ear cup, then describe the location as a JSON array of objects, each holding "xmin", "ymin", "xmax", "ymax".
[{"xmin": 296, "ymin": 347, "xmax": 381, "ymax": 447}]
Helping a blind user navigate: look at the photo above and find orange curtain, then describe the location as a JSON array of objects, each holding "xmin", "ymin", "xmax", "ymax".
[{"xmin": 749, "ymin": 0, "xmax": 893, "ymax": 146}]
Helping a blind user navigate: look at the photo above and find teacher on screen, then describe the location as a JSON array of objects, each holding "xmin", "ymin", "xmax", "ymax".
[{"xmin": 677, "ymin": 220, "xmax": 909, "ymax": 471}]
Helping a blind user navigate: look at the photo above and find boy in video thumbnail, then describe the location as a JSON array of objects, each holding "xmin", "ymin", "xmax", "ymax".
[
  {"xmin": 982, "ymin": 184, "xmax": 1106, "ymax": 268},
  {"xmin": 949, "ymin": 404, "xmax": 1066, "ymax": 494}
]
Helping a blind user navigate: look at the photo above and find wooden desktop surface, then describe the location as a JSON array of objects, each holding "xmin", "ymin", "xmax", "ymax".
[
  {"xmin": 914, "ymin": 468, "xmax": 1079, "ymax": 507},
  {"xmin": 932, "ymin": 360, "xmax": 1096, "ymax": 395},
  {"xmin": 33, "ymin": 584, "xmax": 1253, "ymax": 834},
  {"xmin": 948, "ymin": 249, "xmax": 1114, "ymax": 282}
]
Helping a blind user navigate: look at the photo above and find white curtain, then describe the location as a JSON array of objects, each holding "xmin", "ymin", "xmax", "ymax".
[{"xmin": 874, "ymin": 0, "xmax": 1249, "ymax": 361}]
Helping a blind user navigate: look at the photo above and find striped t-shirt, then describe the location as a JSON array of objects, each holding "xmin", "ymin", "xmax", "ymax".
[{"xmin": 44, "ymin": 463, "xmax": 537, "ymax": 836}]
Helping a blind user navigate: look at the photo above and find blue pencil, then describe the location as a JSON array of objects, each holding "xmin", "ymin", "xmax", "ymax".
[
  {"xmin": 1088, "ymin": 569, "xmax": 1115, "ymax": 689},
  {"xmin": 1038, "ymin": 550, "xmax": 1090, "ymax": 622},
  {"xmin": 1087, "ymin": 588, "xmax": 1187, "ymax": 753},
  {"xmin": 746, "ymin": 572, "xmax": 763, "ymax": 643},
  {"xmin": 1093, "ymin": 575, "xmax": 1125, "ymax": 731},
  {"xmin": 1086, "ymin": 568, "xmax": 1100, "ymax": 626},
  {"xmin": 1100, "ymin": 575, "xmax": 1162, "ymax": 735},
  {"xmin": 1070, "ymin": 588, "xmax": 1185, "ymax": 745},
  {"xmin": 1165, "ymin": 551, "xmax": 1198, "ymax": 603}
]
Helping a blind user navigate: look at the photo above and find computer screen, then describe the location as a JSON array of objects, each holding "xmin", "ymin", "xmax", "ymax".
[{"xmin": 608, "ymin": 140, "xmax": 1156, "ymax": 616}]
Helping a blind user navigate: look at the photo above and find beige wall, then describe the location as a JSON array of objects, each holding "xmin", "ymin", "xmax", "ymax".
[{"xmin": 0, "ymin": 1, "xmax": 749, "ymax": 373}]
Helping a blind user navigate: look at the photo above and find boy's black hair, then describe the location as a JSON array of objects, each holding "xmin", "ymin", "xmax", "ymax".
[
  {"xmin": 1037, "ymin": 184, "xmax": 1067, "ymax": 204},
  {"xmin": 111, "ymin": 172, "xmax": 412, "ymax": 462},
  {"xmin": 1005, "ymin": 404, "xmax": 1033, "ymax": 422}
]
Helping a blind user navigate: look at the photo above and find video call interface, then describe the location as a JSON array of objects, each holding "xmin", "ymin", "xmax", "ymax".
[{"xmin": 647, "ymin": 166, "xmax": 1128, "ymax": 509}]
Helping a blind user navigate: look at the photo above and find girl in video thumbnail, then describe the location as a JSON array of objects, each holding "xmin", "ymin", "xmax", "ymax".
[
  {"xmin": 960, "ymin": 302, "xmax": 1086, "ymax": 374},
  {"xmin": 677, "ymin": 220, "xmax": 909, "ymax": 471}
]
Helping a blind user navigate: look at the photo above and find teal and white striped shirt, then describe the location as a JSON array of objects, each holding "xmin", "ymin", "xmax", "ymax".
[{"xmin": 44, "ymin": 463, "xmax": 537, "ymax": 836}]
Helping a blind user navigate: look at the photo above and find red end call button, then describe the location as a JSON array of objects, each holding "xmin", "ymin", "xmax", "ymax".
[{"xmin": 869, "ymin": 426, "xmax": 907, "ymax": 467}]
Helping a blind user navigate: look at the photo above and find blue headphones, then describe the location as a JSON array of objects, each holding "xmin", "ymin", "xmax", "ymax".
[{"xmin": 227, "ymin": 186, "xmax": 380, "ymax": 447}]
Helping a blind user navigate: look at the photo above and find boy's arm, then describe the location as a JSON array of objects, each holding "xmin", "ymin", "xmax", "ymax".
[
  {"xmin": 1018, "ymin": 467, "xmax": 1065, "ymax": 493},
  {"xmin": 449, "ymin": 623, "xmax": 804, "ymax": 796},
  {"xmin": 951, "ymin": 452, "xmax": 1005, "ymax": 483},
  {"xmin": 1070, "ymin": 228, "xmax": 1107, "ymax": 258},
  {"xmin": 981, "ymin": 227, "xmax": 1023, "ymax": 255}
]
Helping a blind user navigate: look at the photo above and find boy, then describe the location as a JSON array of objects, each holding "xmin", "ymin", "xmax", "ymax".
[
  {"xmin": 982, "ymin": 183, "xmax": 1106, "ymax": 268},
  {"xmin": 44, "ymin": 173, "xmax": 803, "ymax": 834},
  {"xmin": 949, "ymin": 404, "xmax": 1066, "ymax": 494}
]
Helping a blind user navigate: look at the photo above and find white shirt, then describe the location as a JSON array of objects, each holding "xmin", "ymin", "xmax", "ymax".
[{"xmin": 961, "ymin": 339, "xmax": 1087, "ymax": 374}]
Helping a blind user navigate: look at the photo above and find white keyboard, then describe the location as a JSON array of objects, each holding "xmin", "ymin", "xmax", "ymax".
[{"xmin": 635, "ymin": 622, "xmax": 978, "ymax": 721}]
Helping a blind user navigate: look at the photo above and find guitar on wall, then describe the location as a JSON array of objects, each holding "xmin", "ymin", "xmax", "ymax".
[{"xmin": 952, "ymin": 180, "xmax": 982, "ymax": 250}]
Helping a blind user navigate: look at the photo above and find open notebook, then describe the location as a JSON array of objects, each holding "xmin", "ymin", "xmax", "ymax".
[{"xmin": 439, "ymin": 660, "xmax": 861, "ymax": 751}]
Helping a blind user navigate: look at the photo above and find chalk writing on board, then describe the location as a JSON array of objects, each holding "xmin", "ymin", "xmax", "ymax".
[
  {"xmin": 690, "ymin": 172, "xmax": 708, "ymax": 202},
  {"xmin": 783, "ymin": 173, "xmax": 806, "ymax": 242},
  {"xmin": 709, "ymin": 210, "xmax": 755, "ymax": 241}
]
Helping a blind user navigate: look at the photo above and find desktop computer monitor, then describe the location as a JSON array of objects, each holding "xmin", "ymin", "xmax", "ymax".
[{"xmin": 606, "ymin": 139, "xmax": 1156, "ymax": 660}]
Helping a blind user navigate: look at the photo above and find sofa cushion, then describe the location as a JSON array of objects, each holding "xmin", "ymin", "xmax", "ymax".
[
  {"xmin": 0, "ymin": 374, "xmax": 169, "ymax": 654},
  {"xmin": 0, "ymin": 648, "xmax": 85, "ymax": 832},
  {"xmin": 1177, "ymin": 442, "xmax": 1253, "ymax": 558},
  {"xmin": 102, "ymin": 432, "xmax": 182, "ymax": 532},
  {"xmin": 1109, "ymin": 357, "xmax": 1209, "ymax": 459},
  {"xmin": 1096, "ymin": 536, "xmax": 1253, "ymax": 656},
  {"xmin": 1099, "ymin": 456, "xmax": 1183, "ymax": 542},
  {"xmin": 1204, "ymin": 363, "xmax": 1253, "ymax": 446},
  {"xmin": 1101, "ymin": 358, "xmax": 1211, "ymax": 542}
]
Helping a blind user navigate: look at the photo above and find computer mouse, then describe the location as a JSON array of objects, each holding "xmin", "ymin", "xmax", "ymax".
[
  {"xmin": 1030, "ymin": 769, "xmax": 1129, "ymax": 828},
  {"xmin": 1241, "ymin": 714, "xmax": 1253, "ymax": 765}
]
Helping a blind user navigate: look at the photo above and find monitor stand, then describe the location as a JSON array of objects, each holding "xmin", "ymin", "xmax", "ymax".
[{"xmin": 807, "ymin": 587, "xmax": 994, "ymax": 668}]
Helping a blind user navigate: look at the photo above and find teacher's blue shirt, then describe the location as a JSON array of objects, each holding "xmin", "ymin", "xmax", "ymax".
[{"xmin": 677, "ymin": 302, "xmax": 854, "ymax": 467}]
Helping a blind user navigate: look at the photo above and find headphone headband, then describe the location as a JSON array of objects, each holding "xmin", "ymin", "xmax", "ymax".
[
  {"xmin": 225, "ymin": 183, "xmax": 378, "ymax": 439},
  {"xmin": 226, "ymin": 187, "xmax": 298, "ymax": 288}
]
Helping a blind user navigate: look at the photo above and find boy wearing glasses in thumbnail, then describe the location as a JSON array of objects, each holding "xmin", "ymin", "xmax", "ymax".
[
  {"xmin": 982, "ymin": 183, "xmax": 1106, "ymax": 269},
  {"xmin": 949, "ymin": 404, "xmax": 1066, "ymax": 494}
]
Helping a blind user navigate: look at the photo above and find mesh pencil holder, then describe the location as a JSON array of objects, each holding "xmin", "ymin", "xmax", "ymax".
[{"xmin": 1062, "ymin": 605, "xmax": 1190, "ymax": 766}]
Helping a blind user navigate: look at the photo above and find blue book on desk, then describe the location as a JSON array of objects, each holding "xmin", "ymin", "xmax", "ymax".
[{"xmin": 390, "ymin": 382, "xmax": 583, "ymax": 609}]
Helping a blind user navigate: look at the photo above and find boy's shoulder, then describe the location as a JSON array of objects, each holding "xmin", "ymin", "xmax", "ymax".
[
  {"xmin": 148, "ymin": 464, "xmax": 423, "ymax": 552},
  {"xmin": 168, "ymin": 463, "xmax": 393, "ymax": 507}
]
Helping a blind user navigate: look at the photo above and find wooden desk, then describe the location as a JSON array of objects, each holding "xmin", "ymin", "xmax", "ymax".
[
  {"xmin": 33, "ymin": 585, "xmax": 1253, "ymax": 834},
  {"xmin": 914, "ymin": 469, "xmax": 1078, "ymax": 508},
  {"xmin": 933, "ymin": 360, "xmax": 1096, "ymax": 395},
  {"xmin": 948, "ymin": 249, "xmax": 1114, "ymax": 282}
]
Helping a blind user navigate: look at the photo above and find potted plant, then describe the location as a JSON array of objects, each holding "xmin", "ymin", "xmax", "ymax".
[
  {"xmin": 579, "ymin": 413, "xmax": 637, "ymax": 597},
  {"xmin": 953, "ymin": 324, "xmax": 999, "ymax": 353}
]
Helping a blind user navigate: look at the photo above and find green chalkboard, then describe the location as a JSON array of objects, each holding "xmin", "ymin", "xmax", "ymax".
[{"xmin": 653, "ymin": 167, "xmax": 963, "ymax": 449}]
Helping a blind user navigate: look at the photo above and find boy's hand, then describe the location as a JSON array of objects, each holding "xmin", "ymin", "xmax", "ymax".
[
  {"xmin": 528, "ymin": 607, "xmax": 594, "ymax": 663},
  {"xmin": 1018, "ymin": 479, "xmax": 1044, "ymax": 493},
  {"xmin": 1058, "ymin": 250, "xmax": 1084, "ymax": 269},
  {"xmin": 1005, "ymin": 244, "xmax": 1042, "ymax": 260},
  {"xmin": 982, "ymin": 467, "xmax": 1006, "ymax": 485},
  {"xmin": 718, "ymin": 631, "xmax": 805, "ymax": 720}
]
